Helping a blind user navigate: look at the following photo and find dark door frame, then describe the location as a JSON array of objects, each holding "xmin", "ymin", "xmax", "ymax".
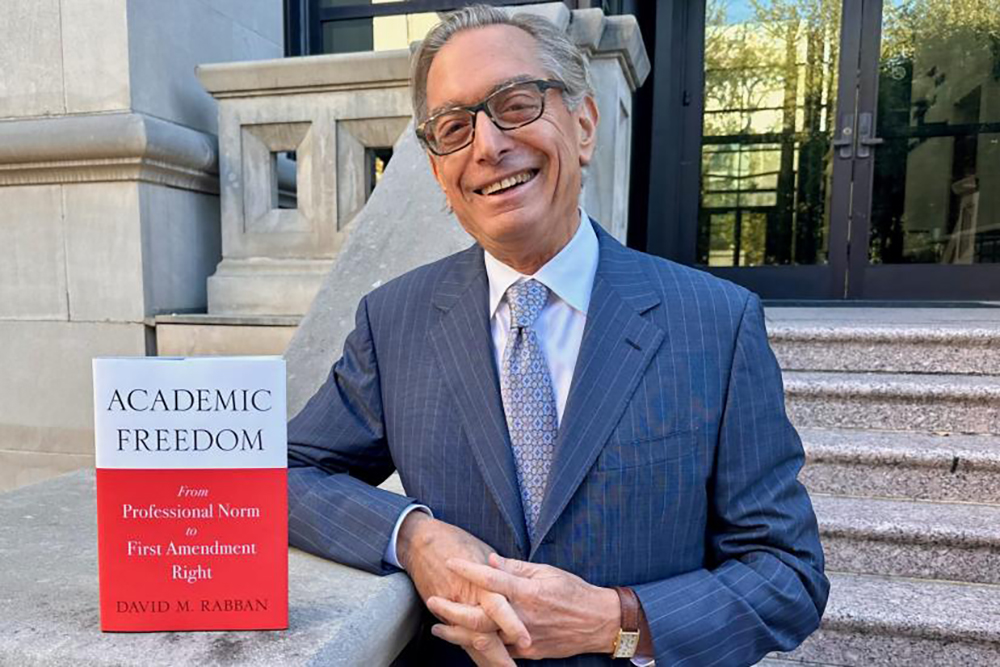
[
  {"xmin": 635, "ymin": 0, "xmax": 704, "ymax": 267},
  {"xmin": 829, "ymin": 0, "xmax": 868, "ymax": 299}
]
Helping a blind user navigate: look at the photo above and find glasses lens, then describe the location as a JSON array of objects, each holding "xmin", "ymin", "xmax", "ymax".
[
  {"xmin": 428, "ymin": 112, "xmax": 473, "ymax": 154},
  {"xmin": 490, "ymin": 84, "xmax": 545, "ymax": 128}
]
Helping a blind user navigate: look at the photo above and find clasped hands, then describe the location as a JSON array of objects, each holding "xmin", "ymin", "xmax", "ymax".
[{"xmin": 396, "ymin": 512, "xmax": 620, "ymax": 666}]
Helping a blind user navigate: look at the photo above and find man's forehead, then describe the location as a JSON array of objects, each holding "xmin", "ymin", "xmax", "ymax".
[{"xmin": 424, "ymin": 25, "xmax": 546, "ymax": 112}]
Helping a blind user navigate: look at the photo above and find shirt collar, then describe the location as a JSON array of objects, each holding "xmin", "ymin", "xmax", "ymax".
[{"xmin": 483, "ymin": 209, "xmax": 600, "ymax": 319}]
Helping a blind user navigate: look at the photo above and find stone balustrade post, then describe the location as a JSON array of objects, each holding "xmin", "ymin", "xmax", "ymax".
[
  {"xmin": 196, "ymin": 52, "xmax": 413, "ymax": 317},
  {"xmin": 571, "ymin": 8, "xmax": 651, "ymax": 242}
]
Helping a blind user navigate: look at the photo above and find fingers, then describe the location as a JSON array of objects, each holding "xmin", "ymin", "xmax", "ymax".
[
  {"xmin": 488, "ymin": 553, "xmax": 545, "ymax": 577},
  {"xmin": 447, "ymin": 558, "xmax": 525, "ymax": 599},
  {"xmin": 480, "ymin": 592, "xmax": 531, "ymax": 648},
  {"xmin": 427, "ymin": 596, "xmax": 497, "ymax": 633},
  {"xmin": 431, "ymin": 624, "xmax": 516, "ymax": 667},
  {"xmin": 428, "ymin": 595, "xmax": 531, "ymax": 649}
]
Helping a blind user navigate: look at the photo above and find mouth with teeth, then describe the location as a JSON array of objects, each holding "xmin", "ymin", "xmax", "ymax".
[{"xmin": 476, "ymin": 169, "xmax": 539, "ymax": 196}]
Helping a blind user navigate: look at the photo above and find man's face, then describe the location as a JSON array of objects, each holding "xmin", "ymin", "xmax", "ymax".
[{"xmin": 424, "ymin": 25, "xmax": 598, "ymax": 262}]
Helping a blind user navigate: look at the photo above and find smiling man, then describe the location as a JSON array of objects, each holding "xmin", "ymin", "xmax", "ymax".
[{"xmin": 286, "ymin": 6, "xmax": 828, "ymax": 666}]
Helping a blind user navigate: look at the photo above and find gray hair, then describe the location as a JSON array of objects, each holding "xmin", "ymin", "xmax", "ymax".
[{"xmin": 410, "ymin": 4, "xmax": 593, "ymax": 123}]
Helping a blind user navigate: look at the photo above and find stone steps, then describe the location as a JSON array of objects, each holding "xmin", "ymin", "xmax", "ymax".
[
  {"xmin": 764, "ymin": 311, "xmax": 1000, "ymax": 665},
  {"xmin": 774, "ymin": 572, "xmax": 1000, "ymax": 666},
  {"xmin": 769, "ymin": 324, "xmax": 1000, "ymax": 376},
  {"xmin": 798, "ymin": 427, "xmax": 1000, "ymax": 503},
  {"xmin": 784, "ymin": 371, "xmax": 1000, "ymax": 434},
  {"xmin": 812, "ymin": 494, "xmax": 1000, "ymax": 585}
]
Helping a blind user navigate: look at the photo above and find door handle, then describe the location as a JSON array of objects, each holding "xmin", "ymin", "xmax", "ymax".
[
  {"xmin": 857, "ymin": 112, "xmax": 883, "ymax": 158},
  {"xmin": 833, "ymin": 114, "xmax": 855, "ymax": 159}
]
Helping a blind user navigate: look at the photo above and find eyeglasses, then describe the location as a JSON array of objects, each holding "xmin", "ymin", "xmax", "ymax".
[{"xmin": 416, "ymin": 79, "xmax": 567, "ymax": 156}]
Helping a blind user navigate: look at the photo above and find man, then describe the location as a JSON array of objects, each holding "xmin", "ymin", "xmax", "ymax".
[{"xmin": 287, "ymin": 6, "xmax": 828, "ymax": 666}]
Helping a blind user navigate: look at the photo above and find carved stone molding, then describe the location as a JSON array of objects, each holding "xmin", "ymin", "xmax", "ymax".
[
  {"xmin": 242, "ymin": 122, "xmax": 316, "ymax": 235},
  {"xmin": 337, "ymin": 117, "xmax": 411, "ymax": 229},
  {"xmin": 569, "ymin": 9, "xmax": 651, "ymax": 91},
  {"xmin": 196, "ymin": 50, "xmax": 410, "ymax": 99},
  {"xmin": 0, "ymin": 112, "xmax": 219, "ymax": 193},
  {"xmin": 198, "ymin": 49, "xmax": 412, "ymax": 316},
  {"xmin": 206, "ymin": 258, "xmax": 335, "ymax": 317}
]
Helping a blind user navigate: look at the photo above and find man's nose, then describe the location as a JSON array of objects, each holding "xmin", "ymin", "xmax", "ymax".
[{"xmin": 471, "ymin": 110, "xmax": 511, "ymax": 163}]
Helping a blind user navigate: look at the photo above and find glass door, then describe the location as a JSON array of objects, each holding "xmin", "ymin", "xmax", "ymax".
[
  {"xmin": 847, "ymin": 0, "xmax": 1000, "ymax": 298},
  {"xmin": 696, "ymin": 0, "xmax": 856, "ymax": 298}
]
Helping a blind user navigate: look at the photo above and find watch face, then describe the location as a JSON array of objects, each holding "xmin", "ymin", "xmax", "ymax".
[{"xmin": 613, "ymin": 631, "xmax": 641, "ymax": 658}]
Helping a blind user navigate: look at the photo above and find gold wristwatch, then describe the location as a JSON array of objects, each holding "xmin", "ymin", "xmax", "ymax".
[{"xmin": 611, "ymin": 586, "xmax": 641, "ymax": 659}]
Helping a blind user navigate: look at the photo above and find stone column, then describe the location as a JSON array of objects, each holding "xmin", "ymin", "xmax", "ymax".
[
  {"xmin": 571, "ymin": 9, "xmax": 651, "ymax": 242},
  {"xmin": 0, "ymin": 0, "xmax": 283, "ymax": 491}
]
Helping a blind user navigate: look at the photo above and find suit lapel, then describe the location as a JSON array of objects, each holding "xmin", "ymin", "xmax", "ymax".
[
  {"xmin": 531, "ymin": 224, "xmax": 665, "ymax": 556},
  {"xmin": 428, "ymin": 246, "xmax": 530, "ymax": 556}
]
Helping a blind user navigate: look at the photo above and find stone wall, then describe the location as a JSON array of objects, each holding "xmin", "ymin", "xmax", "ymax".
[{"xmin": 0, "ymin": 0, "xmax": 283, "ymax": 491}]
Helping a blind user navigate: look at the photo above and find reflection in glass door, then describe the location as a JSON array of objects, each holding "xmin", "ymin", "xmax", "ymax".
[
  {"xmin": 694, "ymin": 0, "xmax": 1000, "ymax": 299},
  {"xmin": 700, "ymin": 0, "xmax": 842, "ymax": 268},
  {"xmin": 853, "ymin": 0, "xmax": 1000, "ymax": 298},
  {"xmin": 697, "ymin": 0, "xmax": 848, "ymax": 297}
]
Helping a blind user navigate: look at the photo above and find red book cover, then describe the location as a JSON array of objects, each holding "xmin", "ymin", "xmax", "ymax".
[{"xmin": 93, "ymin": 357, "xmax": 288, "ymax": 632}]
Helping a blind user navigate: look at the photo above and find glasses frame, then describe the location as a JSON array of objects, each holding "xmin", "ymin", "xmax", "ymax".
[{"xmin": 416, "ymin": 78, "xmax": 567, "ymax": 156}]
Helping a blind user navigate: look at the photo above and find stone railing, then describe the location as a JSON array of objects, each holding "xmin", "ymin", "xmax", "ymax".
[
  {"xmin": 196, "ymin": 50, "xmax": 413, "ymax": 317},
  {"xmin": 0, "ymin": 470, "xmax": 421, "ymax": 666}
]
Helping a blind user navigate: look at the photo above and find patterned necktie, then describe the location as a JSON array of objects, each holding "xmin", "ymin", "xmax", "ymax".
[{"xmin": 500, "ymin": 279, "xmax": 557, "ymax": 541}]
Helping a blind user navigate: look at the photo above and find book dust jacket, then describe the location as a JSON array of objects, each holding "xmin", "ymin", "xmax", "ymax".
[{"xmin": 93, "ymin": 357, "xmax": 288, "ymax": 632}]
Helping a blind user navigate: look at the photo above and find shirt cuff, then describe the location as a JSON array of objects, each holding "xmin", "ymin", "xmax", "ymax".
[{"xmin": 383, "ymin": 503, "xmax": 433, "ymax": 569}]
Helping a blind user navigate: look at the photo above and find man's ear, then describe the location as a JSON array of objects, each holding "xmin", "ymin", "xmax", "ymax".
[{"xmin": 576, "ymin": 95, "xmax": 600, "ymax": 166}]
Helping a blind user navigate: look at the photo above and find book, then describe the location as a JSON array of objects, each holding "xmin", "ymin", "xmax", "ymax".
[{"xmin": 93, "ymin": 357, "xmax": 288, "ymax": 632}]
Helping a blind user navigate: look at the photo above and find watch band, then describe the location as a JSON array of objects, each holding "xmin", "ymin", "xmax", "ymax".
[
  {"xmin": 611, "ymin": 586, "xmax": 641, "ymax": 659},
  {"xmin": 614, "ymin": 586, "xmax": 640, "ymax": 632}
]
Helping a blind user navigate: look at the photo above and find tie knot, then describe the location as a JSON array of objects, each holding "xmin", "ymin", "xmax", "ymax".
[{"xmin": 506, "ymin": 280, "xmax": 548, "ymax": 329}]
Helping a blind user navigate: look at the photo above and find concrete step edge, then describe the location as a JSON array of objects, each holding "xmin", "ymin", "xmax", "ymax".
[
  {"xmin": 798, "ymin": 430, "xmax": 1000, "ymax": 504},
  {"xmin": 822, "ymin": 572, "xmax": 1000, "ymax": 643},
  {"xmin": 757, "ymin": 659, "xmax": 846, "ymax": 667},
  {"xmin": 800, "ymin": 427, "xmax": 1000, "ymax": 469},
  {"xmin": 812, "ymin": 494, "xmax": 1000, "ymax": 548},
  {"xmin": 783, "ymin": 371, "xmax": 1000, "ymax": 401},
  {"xmin": 769, "ymin": 324, "xmax": 1000, "ymax": 345},
  {"xmin": 758, "ymin": 660, "xmax": 846, "ymax": 667}
]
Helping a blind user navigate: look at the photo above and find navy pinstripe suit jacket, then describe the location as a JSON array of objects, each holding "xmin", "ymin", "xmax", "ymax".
[{"xmin": 287, "ymin": 220, "xmax": 828, "ymax": 666}]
